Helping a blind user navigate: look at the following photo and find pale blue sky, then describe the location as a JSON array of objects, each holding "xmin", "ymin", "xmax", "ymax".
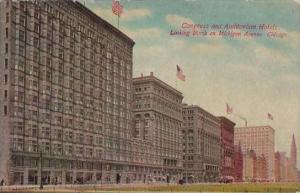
[{"xmin": 86, "ymin": 0, "xmax": 300, "ymax": 167}]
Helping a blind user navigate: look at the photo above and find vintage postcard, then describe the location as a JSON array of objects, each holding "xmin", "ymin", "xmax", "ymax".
[{"xmin": 0, "ymin": 0, "xmax": 299, "ymax": 192}]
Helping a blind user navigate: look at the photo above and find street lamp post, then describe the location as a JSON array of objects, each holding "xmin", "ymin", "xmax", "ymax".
[{"xmin": 39, "ymin": 151, "xmax": 43, "ymax": 189}]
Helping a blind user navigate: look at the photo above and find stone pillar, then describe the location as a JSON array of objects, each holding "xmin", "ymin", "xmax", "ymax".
[
  {"xmin": 50, "ymin": 170, "xmax": 54, "ymax": 185},
  {"xmin": 73, "ymin": 170, "xmax": 77, "ymax": 184},
  {"xmin": 92, "ymin": 172, "xmax": 97, "ymax": 183},
  {"xmin": 23, "ymin": 168, "xmax": 28, "ymax": 185},
  {"xmin": 37, "ymin": 167, "xmax": 41, "ymax": 185},
  {"xmin": 61, "ymin": 170, "xmax": 66, "ymax": 184}
]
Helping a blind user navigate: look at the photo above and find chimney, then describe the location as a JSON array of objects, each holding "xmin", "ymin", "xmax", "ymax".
[
  {"xmin": 150, "ymin": 72, "xmax": 154, "ymax": 76},
  {"xmin": 141, "ymin": 73, "xmax": 143, "ymax": 77}
]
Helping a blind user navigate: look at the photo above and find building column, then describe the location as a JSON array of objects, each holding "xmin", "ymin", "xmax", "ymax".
[
  {"xmin": 37, "ymin": 168, "xmax": 41, "ymax": 185},
  {"xmin": 50, "ymin": 170, "xmax": 54, "ymax": 185},
  {"xmin": 73, "ymin": 170, "xmax": 77, "ymax": 184},
  {"xmin": 92, "ymin": 172, "xmax": 96, "ymax": 182},
  {"xmin": 23, "ymin": 168, "xmax": 29, "ymax": 185},
  {"xmin": 62, "ymin": 170, "xmax": 66, "ymax": 184}
]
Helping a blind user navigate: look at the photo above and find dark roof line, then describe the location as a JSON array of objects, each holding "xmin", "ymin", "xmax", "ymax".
[
  {"xmin": 133, "ymin": 75, "xmax": 183, "ymax": 97},
  {"xmin": 73, "ymin": 1, "xmax": 135, "ymax": 46}
]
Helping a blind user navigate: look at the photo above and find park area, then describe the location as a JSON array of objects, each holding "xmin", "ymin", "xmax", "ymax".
[{"xmin": 0, "ymin": 182, "xmax": 299, "ymax": 193}]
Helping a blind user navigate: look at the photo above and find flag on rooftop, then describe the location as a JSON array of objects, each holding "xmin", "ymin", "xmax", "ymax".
[
  {"xmin": 112, "ymin": 0, "xmax": 123, "ymax": 17},
  {"xmin": 267, "ymin": 113, "xmax": 274, "ymax": 120},
  {"xmin": 176, "ymin": 65, "xmax": 186, "ymax": 81},
  {"xmin": 226, "ymin": 103, "xmax": 233, "ymax": 114}
]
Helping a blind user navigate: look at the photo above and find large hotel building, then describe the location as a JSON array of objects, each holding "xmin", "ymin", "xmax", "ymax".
[
  {"xmin": 182, "ymin": 104, "xmax": 221, "ymax": 182},
  {"xmin": 0, "ymin": 0, "xmax": 137, "ymax": 185},
  {"xmin": 132, "ymin": 73, "xmax": 183, "ymax": 181},
  {"xmin": 234, "ymin": 126, "xmax": 275, "ymax": 181}
]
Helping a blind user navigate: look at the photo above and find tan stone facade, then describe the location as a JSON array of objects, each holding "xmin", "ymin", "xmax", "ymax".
[
  {"xmin": 242, "ymin": 150, "xmax": 256, "ymax": 182},
  {"xmin": 0, "ymin": 0, "xmax": 148, "ymax": 185},
  {"xmin": 182, "ymin": 105, "xmax": 221, "ymax": 182},
  {"xmin": 132, "ymin": 73, "xmax": 183, "ymax": 182}
]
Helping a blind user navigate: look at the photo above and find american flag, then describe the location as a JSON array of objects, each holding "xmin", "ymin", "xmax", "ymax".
[
  {"xmin": 267, "ymin": 113, "xmax": 274, "ymax": 120},
  {"xmin": 176, "ymin": 65, "xmax": 185, "ymax": 81},
  {"xmin": 112, "ymin": 0, "xmax": 123, "ymax": 16},
  {"xmin": 226, "ymin": 103, "xmax": 233, "ymax": 114}
]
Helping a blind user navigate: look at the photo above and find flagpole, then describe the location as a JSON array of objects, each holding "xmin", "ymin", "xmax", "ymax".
[
  {"xmin": 118, "ymin": 14, "xmax": 120, "ymax": 29},
  {"xmin": 175, "ymin": 76, "xmax": 178, "ymax": 91}
]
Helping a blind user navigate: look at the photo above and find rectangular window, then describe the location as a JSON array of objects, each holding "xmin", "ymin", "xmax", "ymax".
[
  {"xmin": 47, "ymin": 44, "xmax": 52, "ymax": 54},
  {"xmin": 19, "ymin": 30, "xmax": 25, "ymax": 41},
  {"xmin": 5, "ymin": 43, "xmax": 8, "ymax": 53},
  {"xmin": 4, "ymin": 74, "xmax": 8, "ymax": 84},
  {"xmin": 59, "ymin": 35, "xmax": 64, "ymax": 45},
  {"xmin": 5, "ymin": 59, "xmax": 8, "ymax": 69},
  {"xmin": 33, "ymin": 37, "xmax": 39, "ymax": 48},
  {"xmin": 34, "ymin": 9, "xmax": 39, "ymax": 19},
  {"xmin": 34, "ymin": 23, "xmax": 39, "ymax": 33},
  {"xmin": 4, "ymin": 90, "xmax": 8, "ymax": 98},
  {"xmin": 32, "ymin": 96, "xmax": 38, "ymax": 104},
  {"xmin": 20, "ymin": 16, "xmax": 25, "ymax": 26},
  {"xmin": 33, "ymin": 51, "xmax": 38, "ymax": 62},
  {"xmin": 59, "ymin": 49, "xmax": 64, "ymax": 59},
  {"xmin": 4, "ymin": 106, "xmax": 7, "ymax": 115},
  {"xmin": 5, "ymin": 28, "xmax": 8, "ymax": 38},
  {"xmin": 20, "ymin": 2, "xmax": 25, "ymax": 11},
  {"xmin": 46, "ymin": 58, "xmax": 51, "ymax": 67},
  {"xmin": 19, "ymin": 45, "xmax": 24, "ymax": 56}
]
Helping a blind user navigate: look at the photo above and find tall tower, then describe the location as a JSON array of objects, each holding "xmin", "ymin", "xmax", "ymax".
[{"xmin": 290, "ymin": 133, "xmax": 297, "ymax": 168}]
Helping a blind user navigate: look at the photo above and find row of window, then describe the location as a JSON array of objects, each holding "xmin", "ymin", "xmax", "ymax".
[
  {"xmin": 12, "ymin": 138, "xmax": 102, "ymax": 158},
  {"xmin": 3, "ymin": 13, "xmax": 10, "ymax": 116}
]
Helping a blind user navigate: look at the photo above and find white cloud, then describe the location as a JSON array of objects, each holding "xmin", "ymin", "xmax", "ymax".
[
  {"xmin": 123, "ymin": 27, "xmax": 162, "ymax": 39},
  {"xmin": 165, "ymin": 14, "xmax": 194, "ymax": 27},
  {"xmin": 122, "ymin": 8, "xmax": 152, "ymax": 21},
  {"xmin": 277, "ymin": 27, "xmax": 300, "ymax": 50},
  {"xmin": 294, "ymin": 0, "xmax": 300, "ymax": 4},
  {"xmin": 93, "ymin": 7, "xmax": 115, "ymax": 23},
  {"xmin": 253, "ymin": 44, "xmax": 291, "ymax": 66},
  {"xmin": 189, "ymin": 42, "xmax": 231, "ymax": 55}
]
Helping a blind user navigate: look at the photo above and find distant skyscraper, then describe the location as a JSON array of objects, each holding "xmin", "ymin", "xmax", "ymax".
[
  {"xmin": 234, "ymin": 126, "xmax": 275, "ymax": 181},
  {"xmin": 290, "ymin": 134, "xmax": 297, "ymax": 169},
  {"xmin": 287, "ymin": 134, "xmax": 298, "ymax": 181}
]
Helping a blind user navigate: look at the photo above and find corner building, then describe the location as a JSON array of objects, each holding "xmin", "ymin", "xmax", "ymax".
[
  {"xmin": 182, "ymin": 104, "xmax": 221, "ymax": 182},
  {"xmin": 234, "ymin": 126, "xmax": 275, "ymax": 181},
  {"xmin": 132, "ymin": 73, "xmax": 183, "ymax": 182},
  {"xmin": 0, "ymin": 0, "xmax": 136, "ymax": 185},
  {"xmin": 218, "ymin": 116, "xmax": 235, "ymax": 180}
]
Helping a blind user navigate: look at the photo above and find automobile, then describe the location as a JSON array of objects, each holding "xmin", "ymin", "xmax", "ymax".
[{"xmin": 178, "ymin": 178, "xmax": 186, "ymax": 185}]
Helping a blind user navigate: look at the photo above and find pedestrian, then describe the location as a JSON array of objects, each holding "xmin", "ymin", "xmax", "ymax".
[{"xmin": 0, "ymin": 179, "xmax": 4, "ymax": 186}]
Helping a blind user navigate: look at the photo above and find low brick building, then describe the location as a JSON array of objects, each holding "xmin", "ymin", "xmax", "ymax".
[
  {"xmin": 233, "ymin": 143, "xmax": 243, "ymax": 182},
  {"xmin": 218, "ymin": 116, "xmax": 235, "ymax": 181}
]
